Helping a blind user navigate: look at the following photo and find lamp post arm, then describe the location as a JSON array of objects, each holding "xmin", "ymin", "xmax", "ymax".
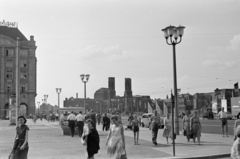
[
  {"xmin": 176, "ymin": 36, "xmax": 182, "ymax": 45},
  {"xmin": 166, "ymin": 39, "xmax": 172, "ymax": 45}
]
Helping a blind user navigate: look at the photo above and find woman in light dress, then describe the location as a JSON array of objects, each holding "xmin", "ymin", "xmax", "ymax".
[
  {"xmin": 162, "ymin": 113, "xmax": 172, "ymax": 144},
  {"xmin": 190, "ymin": 110, "xmax": 202, "ymax": 145},
  {"xmin": 182, "ymin": 110, "xmax": 191, "ymax": 142},
  {"xmin": 106, "ymin": 115, "xmax": 127, "ymax": 159}
]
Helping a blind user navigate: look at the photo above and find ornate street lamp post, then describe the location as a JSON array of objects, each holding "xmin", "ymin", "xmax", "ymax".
[
  {"xmin": 37, "ymin": 101, "xmax": 40, "ymax": 114},
  {"xmin": 80, "ymin": 74, "xmax": 90, "ymax": 114},
  {"xmin": 56, "ymin": 88, "xmax": 62, "ymax": 113},
  {"xmin": 162, "ymin": 25, "xmax": 185, "ymax": 156}
]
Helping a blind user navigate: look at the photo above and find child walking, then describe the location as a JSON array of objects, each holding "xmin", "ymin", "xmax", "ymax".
[{"xmin": 132, "ymin": 115, "xmax": 140, "ymax": 145}]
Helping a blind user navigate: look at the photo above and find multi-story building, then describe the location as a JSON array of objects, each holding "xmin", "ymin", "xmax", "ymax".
[{"xmin": 0, "ymin": 25, "xmax": 37, "ymax": 119}]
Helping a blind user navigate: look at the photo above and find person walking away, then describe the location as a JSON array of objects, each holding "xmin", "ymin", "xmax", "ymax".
[
  {"xmin": 217, "ymin": 107, "xmax": 228, "ymax": 137},
  {"xmin": 102, "ymin": 114, "xmax": 108, "ymax": 131},
  {"xmin": 106, "ymin": 115, "xmax": 127, "ymax": 159},
  {"xmin": 82, "ymin": 119, "xmax": 100, "ymax": 159},
  {"xmin": 132, "ymin": 115, "xmax": 140, "ymax": 145},
  {"xmin": 150, "ymin": 110, "xmax": 161, "ymax": 145},
  {"xmin": 96, "ymin": 113, "xmax": 101, "ymax": 125},
  {"xmin": 162, "ymin": 113, "xmax": 173, "ymax": 144},
  {"xmin": 90, "ymin": 110, "xmax": 97, "ymax": 128},
  {"xmin": 233, "ymin": 116, "xmax": 240, "ymax": 140},
  {"xmin": 231, "ymin": 126, "xmax": 240, "ymax": 159},
  {"xmin": 9, "ymin": 116, "xmax": 29, "ymax": 159},
  {"xmin": 33, "ymin": 114, "xmax": 37, "ymax": 124},
  {"xmin": 67, "ymin": 111, "xmax": 76, "ymax": 137},
  {"xmin": 190, "ymin": 111, "xmax": 202, "ymax": 145},
  {"xmin": 182, "ymin": 110, "xmax": 191, "ymax": 142},
  {"xmin": 117, "ymin": 111, "xmax": 122, "ymax": 124},
  {"xmin": 76, "ymin": 111, "xmax": 85, "ymax": 137},
  {"xmin": 106, "ymin": 115, "xmax": 111, "ymax": 131},
  {"xmin": 128, "ymin": 113, "xmax": 134, "ymax": 124}
]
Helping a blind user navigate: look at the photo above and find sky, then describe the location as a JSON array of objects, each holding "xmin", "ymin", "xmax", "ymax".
[{"xmin": 1, "ymin": 0, "xmax": 240, "ymax": 107}]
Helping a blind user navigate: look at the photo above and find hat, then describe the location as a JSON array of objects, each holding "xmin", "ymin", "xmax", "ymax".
[{"xmin": 18, "ymin": 115, "xmax": 27, "ymax": 124}]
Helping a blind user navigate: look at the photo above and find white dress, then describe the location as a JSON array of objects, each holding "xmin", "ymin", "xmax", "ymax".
[{"xmin": 107, "ymin": 124, "xmax": 125, "ymax": 159}]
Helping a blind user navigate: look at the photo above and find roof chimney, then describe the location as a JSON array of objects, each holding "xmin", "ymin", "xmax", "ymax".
[{"xmin": 30, "ymin": 35, "xmax": 34, "ymax": 41}]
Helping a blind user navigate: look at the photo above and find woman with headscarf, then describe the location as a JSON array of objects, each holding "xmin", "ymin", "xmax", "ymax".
[
  {"xmin": 9, "ymin": 116, "xmax": 30, "ymax": 159},
  {"xmin": 150, "ymin": 110, "xmax": 161, "ymax": 145},
  {"xmin": 82, "ymin": 119, "xmax": 100, "ymax": 159},
  {"xmin": 106, "ymin": 115, "xmax": 127, "ymax": 159},
  {"xmin": 190, "ymin": 110, "xmax": 202, "ymax": 145},
  {"xmin": 182, "ymin": 110, "xmax": 191, "ymax": 142}
]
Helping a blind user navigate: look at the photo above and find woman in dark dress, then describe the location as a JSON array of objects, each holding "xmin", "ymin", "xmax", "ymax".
[
  {"xmin": 82, "ymin": 119, "xmax": 100, "ymax": 159},
  {"xmin": 10, "ymin": 115, "xmax": 30, "ymax": 159}
]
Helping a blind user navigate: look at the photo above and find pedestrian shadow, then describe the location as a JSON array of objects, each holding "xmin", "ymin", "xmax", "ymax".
[
  {"xmin": 138, "ymin": 142, "xmax": 172, "ymax": 147},
  {"xmin": 173, "ymin": 141, "xmax": 231, "ymax": 147}
]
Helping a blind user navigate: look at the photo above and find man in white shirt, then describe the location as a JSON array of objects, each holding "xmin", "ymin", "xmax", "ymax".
[
  {"xmin": 75, "ymin": 111, "xmax": 85, "ymax": 137},
  {"xmin": 67, "ymin": 111, "xmax": 76, "ymax": 137},
  {"xmin": 217, "ymin": 107, "xmax": 228, "ymax": 137}
]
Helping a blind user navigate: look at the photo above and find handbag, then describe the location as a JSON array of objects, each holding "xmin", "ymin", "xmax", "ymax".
[{"xmin": 120, "ymin": 149, "xmax": 127, "ymax": 159}]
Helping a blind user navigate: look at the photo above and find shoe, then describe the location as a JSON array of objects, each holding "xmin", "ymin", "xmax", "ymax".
[{"xmin": 137, "ymin": 143, "xmax": 139, "ymax": 145}]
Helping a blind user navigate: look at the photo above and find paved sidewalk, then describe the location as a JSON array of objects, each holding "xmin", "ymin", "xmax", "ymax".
[{"xmin": 0, "ymin": 119, "xmax": 233, "ymax": 159}]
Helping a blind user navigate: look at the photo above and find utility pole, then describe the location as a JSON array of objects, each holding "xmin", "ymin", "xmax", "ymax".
[{"xmin": 16, "ymin": 37, "xmax": 20, "ymax": 126}]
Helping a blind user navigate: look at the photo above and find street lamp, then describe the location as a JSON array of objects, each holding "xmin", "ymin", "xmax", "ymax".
[
  {"xmin": 44, "ymin": 95, "xmax": 48, "ymax": 104},
  {"xmin": 56, "ymin": 88, "xmax": 62, "ymax": 111},
  {"xmin": 80, "ymin": 74, "xmax": 90, "ymax": 114},
  {"xmin": 162, "ymin": 25, "xmax": 185, "ymax": 156},
  {"xmin": 37, "ymin": 101, "xmax": 40, "ymax": 114}
]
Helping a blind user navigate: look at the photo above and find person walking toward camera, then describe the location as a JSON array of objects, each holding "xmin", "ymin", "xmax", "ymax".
[
  {"xmin": 190, "ymin": 111, "xmax": 202, "ymax": 145},
  {"xmin": 150, "ymin": 110, "xmax": 161, "ymax": 145},
  {"xmin": 132, "ymin": 115, "xmax": 140, "ymax": 145},
  {"xmin": 217, "ymin": 107, "xmax": 228, "ymax": 137},
  {"xmin": 182, "ymin": 110, "xmax": 191, "ymax": 142},
  {"xmin": 9, "ymin": 116, "xmax": 30, "ymax": 159},
  {"xmin": 162, "ymin": 113, "xmax": 172, "ymax": 144},
  {"xmin": 82, "ymin": 119, "xmax": 100, "ymax": 159},
  {"xmin": 106, "ymin": 115, "xmax": 127, "ymax": 159}
]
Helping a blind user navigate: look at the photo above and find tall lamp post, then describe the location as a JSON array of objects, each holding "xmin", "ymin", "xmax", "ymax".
[
  {"xmin": 37, "ymin": 101, "xmax": 40, "ymax": 114},
  {"xmin": 80, "ymin": 74, "xmax": 90, "ymax": 114},
  {"xmin": 56, "ymin": 88, "xmax": 62, "ymax": 113},
  {"xmin": 162, "ymin": 25, "xmax": 185, "ymax": 156},
  {"xmin": 44, "ymin": 95, "xmax": 48, "ymax": 104}
]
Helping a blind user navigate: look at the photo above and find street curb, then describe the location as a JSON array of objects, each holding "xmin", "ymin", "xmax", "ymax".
[{"xmin": 161, "ymin": 153, "xmax": 230, "ymax": 159}]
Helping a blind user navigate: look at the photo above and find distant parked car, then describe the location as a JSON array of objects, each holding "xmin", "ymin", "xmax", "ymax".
[{"xmin": 226, "ymin": 112, "xmax": 233, "ymax": 120}]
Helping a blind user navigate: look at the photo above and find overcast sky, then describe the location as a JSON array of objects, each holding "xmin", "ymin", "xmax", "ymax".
[{"xmin": 1, "ymin": 0, "xmax": 240, "ymax": 107}]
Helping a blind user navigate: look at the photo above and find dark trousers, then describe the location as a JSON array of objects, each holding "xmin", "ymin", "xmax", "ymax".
[
  {"xmin": 152, "ymin": 123, "xmax": 159, "ymax": 143},
  {"xmin": 102, "ymin": 123, "xmax": 107, "ymax": 131},
  {"xmin": 68, "ymin": 120, "xmax": 75, "ymax": 137},
  {"xmin": 77, "ymin": 121, "xmax": 84, "ymax": 137}
]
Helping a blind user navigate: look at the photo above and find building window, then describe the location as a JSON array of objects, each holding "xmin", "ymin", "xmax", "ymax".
[
  {"xmin": 5, "ymin": 49, "xmax": 14, "ymax": 57},
  {"xmin": 21, "ymin": 83, "xmax": 27, "ymax": 93},
  {"xmin": 6, "ymin": 70, "xmax": 13, "ymax": 79},
  {"xmin": 20, "ymin": 50, "xmax": 28, "ymax": 57},
  {"xmin": 20, "ymin": 71, "xmax": 27, "ymax": 79},
  {"xmin": 20, "ymin": 60, "xmax": 27, "ymax": 68},
  {"xmin": 6, "ymin": 59, "xmax": 13, "ymax": 67},
  {"xmin": 6, "ymin": 80, "xmax": 12, "ymax": 93}
]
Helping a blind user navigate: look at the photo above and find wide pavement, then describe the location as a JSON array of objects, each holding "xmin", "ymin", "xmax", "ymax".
[{"xmin": 0, "ymin": 118, "xmax": 234, "ymax": 159}]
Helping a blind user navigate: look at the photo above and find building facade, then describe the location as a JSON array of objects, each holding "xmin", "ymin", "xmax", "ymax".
[{"xmin": 0, "ymin": 26, "xmax": 37, "ymax": 119}]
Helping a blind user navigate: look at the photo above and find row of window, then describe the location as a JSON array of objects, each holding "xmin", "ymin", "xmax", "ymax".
[
  {"xmin": 6, "ymin": 80, "xmax": 27, "ymax": 93},
  {"xmin": 6, "ymin": 70, "xmax": 28, "ymax": 79},
  {"xmin": 5, "ymin": 49, "xmax": 28, "ymax": 57},
  {"xmin": 6, "ymin": 59, "xmax": 28, "ymax": 68}
]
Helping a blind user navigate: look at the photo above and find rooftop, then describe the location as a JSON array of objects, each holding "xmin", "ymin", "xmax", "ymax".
[{"xmin": 0, "ymin": 26, "xmax": 28, "ymax": 41}]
